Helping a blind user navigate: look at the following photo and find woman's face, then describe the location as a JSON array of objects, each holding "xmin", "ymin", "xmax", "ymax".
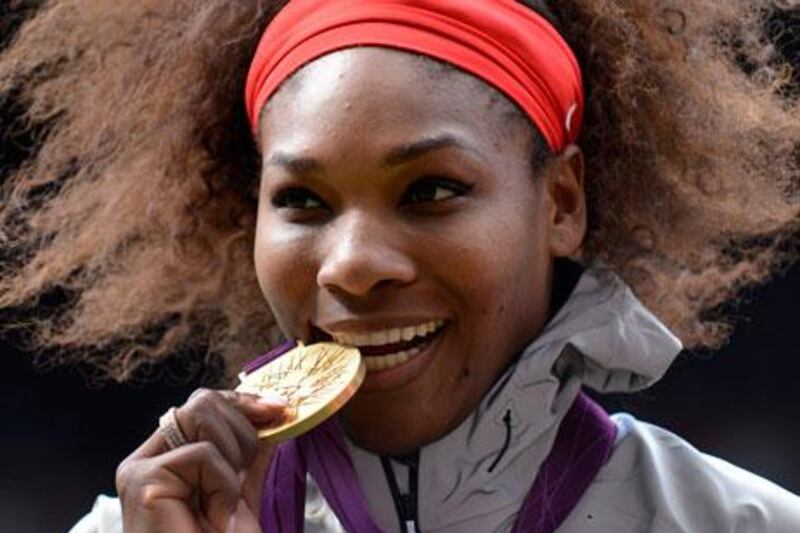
[{"xmin": 254, "ymin": 48, "xmax": 584, "ymax": 453}]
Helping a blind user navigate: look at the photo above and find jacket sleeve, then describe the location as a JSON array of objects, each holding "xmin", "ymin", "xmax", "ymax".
[
  {"xmin": 560, "ymin": 413, "xmax": 800, "ymax": 532},
  {"xmin": 69, "ymin": 495, "xmax": 123, "ymax": 533}
]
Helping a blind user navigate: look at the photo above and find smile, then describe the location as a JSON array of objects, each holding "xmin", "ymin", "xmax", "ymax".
[{"xmin": 329, "ymin": 320, "xmax": 446, "ymax": 372}]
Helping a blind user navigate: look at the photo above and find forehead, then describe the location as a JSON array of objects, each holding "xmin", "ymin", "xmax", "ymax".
[{"xmin": 259, "ymin": 47, "xmax": 526, "ymax": 153}]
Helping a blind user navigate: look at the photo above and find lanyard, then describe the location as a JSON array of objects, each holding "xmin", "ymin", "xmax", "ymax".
[
  {"xmin": 260, "ymin": 391, "xmax": 616, "ymax": 532},
  {"xmin": 380, "ymin": 452, "xmax": 420, "ymax": 533}
]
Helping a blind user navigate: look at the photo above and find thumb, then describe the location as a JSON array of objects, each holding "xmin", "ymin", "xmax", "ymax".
[{"xmin": 240, "ymin": 439, "xmax": 276, "ymax": 514}]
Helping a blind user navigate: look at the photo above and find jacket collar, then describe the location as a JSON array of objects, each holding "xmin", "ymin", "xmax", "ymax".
[{"xmin": 348, "ymin": 265, "xmax": 683, "ymax": 530}]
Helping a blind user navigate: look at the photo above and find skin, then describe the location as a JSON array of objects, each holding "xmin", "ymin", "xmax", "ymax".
[
  {"xmin": 116, "ymin": 390, "xmax": 286, "ymax": 532},
  {"xmin": 116, "ymin": 46, "xmax": 586, "ymax": 532},
  {"xmin": 255, "ymin": 48, "xmax": 587, "ymax": 453}
]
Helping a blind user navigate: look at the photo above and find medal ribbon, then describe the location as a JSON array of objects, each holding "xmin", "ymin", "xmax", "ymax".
[{"xmin": 249, "ymin": 342, "xmax": 618, "ymax": 532}]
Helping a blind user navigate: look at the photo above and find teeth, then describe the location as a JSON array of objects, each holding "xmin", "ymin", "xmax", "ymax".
[
  {"xmin": 369, "ymin": 330, "xmax": 389, "ymax": 346},
  {"xmin": 331, "ymin": 320, "xmax": 444, "ymax": 347},
  {"xmin": 362, "ymin": 347, "xmax": 424, "ymax": 372}
]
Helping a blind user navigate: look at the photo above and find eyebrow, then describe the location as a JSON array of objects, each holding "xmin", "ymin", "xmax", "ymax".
[
  {"xmin": 264, "ymin": 133, "xmax": 480, "ymax": 174},
  {"xmin": 382, "ymin": 134, "xmax": 480, "ymax": 167},
  {"xmin": 263, "ymin": 153, "xmax": 323, "ymax": 175}
]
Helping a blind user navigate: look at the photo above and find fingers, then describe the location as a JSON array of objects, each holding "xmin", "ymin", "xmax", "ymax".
[
  {"xmin": 208, "ymin": 389, "xmax": 289, "ymax": 421},
  {"xmin": 134, "ymin": 388, "xmax": 287, "ymax": 462},
  {"xmin": 241, "ymin": 440, "xmax": 279, "ymax": 512},
  {"xmin": 118, "ymin": 441, "xmax": 240, "ymax": 533},
  {"xmin": 166, "ymin": 442, "xmax": 238, "ymax": 533},
  {"xmin": 117, "ymin": 387, "xmax": 286, "ymax": 532},
  {"xmin": 182, "ymin": 389, "xmax": 286, "ymax": 469},
  {"xmin": 176, "ymin": 390, "xmax": 256, "ymax": 471}
]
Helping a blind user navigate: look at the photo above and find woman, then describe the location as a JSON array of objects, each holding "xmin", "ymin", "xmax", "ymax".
[{"xmin": 2, "ymin": 0, "xmax": 799, "ymax": 531}]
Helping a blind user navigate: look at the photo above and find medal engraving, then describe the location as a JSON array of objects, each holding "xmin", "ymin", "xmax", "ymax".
[{"xmin": 236, "ymin": 342, "xmax": 364, "ymax": 442}]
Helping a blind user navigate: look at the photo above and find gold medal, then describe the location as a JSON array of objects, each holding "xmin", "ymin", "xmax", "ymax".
[{"xmin": 235, "ymin": 342, "xmax": 364, "ymax": 442}]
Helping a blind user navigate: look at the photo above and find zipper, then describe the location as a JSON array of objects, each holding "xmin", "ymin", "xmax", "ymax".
[{"xmin": 380, "ymin": 452, "xmax": 421, "ymax": 533}]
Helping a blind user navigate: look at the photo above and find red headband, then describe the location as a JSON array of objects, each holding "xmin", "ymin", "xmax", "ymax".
[{"xmin": 245, "ymin": 0, "xmax": 584, "ymax": 152}]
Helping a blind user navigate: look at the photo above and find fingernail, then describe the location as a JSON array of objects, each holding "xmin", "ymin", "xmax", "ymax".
[{"xmin": 257, "ymin": 392, "xmax": 288, "ymax": 406}]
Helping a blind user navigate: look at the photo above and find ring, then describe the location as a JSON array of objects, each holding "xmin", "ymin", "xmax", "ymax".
[{"xmin": 158, "ymin": 407, "xmax": 189, "ymax": 450}]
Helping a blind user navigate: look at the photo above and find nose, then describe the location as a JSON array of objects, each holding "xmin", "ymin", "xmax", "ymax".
[{"xmin": 316, "ymin": 212, "xmax": 416, "ymax": 297}]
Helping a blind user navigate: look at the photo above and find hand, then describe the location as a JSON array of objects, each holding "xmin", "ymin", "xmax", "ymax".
[{"xmin": 115, "ymin": 389, "xmax": 287, "ymax": 532}]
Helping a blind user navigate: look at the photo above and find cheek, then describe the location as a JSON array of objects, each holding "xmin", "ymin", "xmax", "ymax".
[
  {"xmin": 453, "ymin": 217, "xmax": 548, "ymax": 314},
  {"xmin": 254, "ymin": 217, "xmax": 318, "ymax": 334},
  {"xmin": 453, "ymin": 214, "xmax": 552, "ymax": 365}
]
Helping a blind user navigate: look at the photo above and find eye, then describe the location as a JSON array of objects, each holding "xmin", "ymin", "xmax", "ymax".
[
  {"xmin": 401, "ymin": 176, "xmax": 473, "ymax": 205},
  {"xmin": 271, "ymin": 187, "xmax": 326, "ymax": 210}
]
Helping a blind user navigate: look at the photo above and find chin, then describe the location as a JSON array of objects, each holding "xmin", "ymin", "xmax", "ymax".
[
  {"xmin": 340, "ymin": 398, "xmax": 440, "ymax": 454},
  {"xmin": 339, "ymin": 389, "xmax": 474, "ymax": 454}
]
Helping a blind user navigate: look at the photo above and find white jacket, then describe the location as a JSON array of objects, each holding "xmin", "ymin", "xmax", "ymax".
[{"xmin": 71, "ymin": 267, "xmax": 800, "ymax": 532}]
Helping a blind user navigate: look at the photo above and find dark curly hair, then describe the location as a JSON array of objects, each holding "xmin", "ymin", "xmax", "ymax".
[{"xmin": 0, "ymin": 0, "xmax": 798, "ymax": 382}]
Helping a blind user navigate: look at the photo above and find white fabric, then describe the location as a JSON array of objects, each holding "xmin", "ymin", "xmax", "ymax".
[
  {"xmin": 69, "ymin": 481, "xmax": 343, "ymax": 533},
  {"xmin": 561, "ymin": 413, "xmax": 800, "ymax": 532},
  {"xmin": 350, "ymin": 266, "xmax": 682, "ymax": 532},
  {"xmin": 70, "ymin": 266, "xmax": 800, "ymax": 533},
  {"xmin": 70, "ymin": 495, "xmax": 123, "ymax": 533}
]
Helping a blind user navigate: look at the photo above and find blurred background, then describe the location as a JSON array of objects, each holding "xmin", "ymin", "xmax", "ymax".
[{"xmin": 2, "ymin": 2, "xmax": 799, "ymax": 532}]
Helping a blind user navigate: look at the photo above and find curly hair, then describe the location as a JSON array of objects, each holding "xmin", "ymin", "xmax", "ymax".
[{"xmin": 0, "ymin": 0, "xmax": 798, "ymax": 382}]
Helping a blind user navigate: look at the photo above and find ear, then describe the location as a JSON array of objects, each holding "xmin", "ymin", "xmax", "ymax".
[{"xmin": 546, "ymin": 144, "xmax": 587, "ymax": 257}]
